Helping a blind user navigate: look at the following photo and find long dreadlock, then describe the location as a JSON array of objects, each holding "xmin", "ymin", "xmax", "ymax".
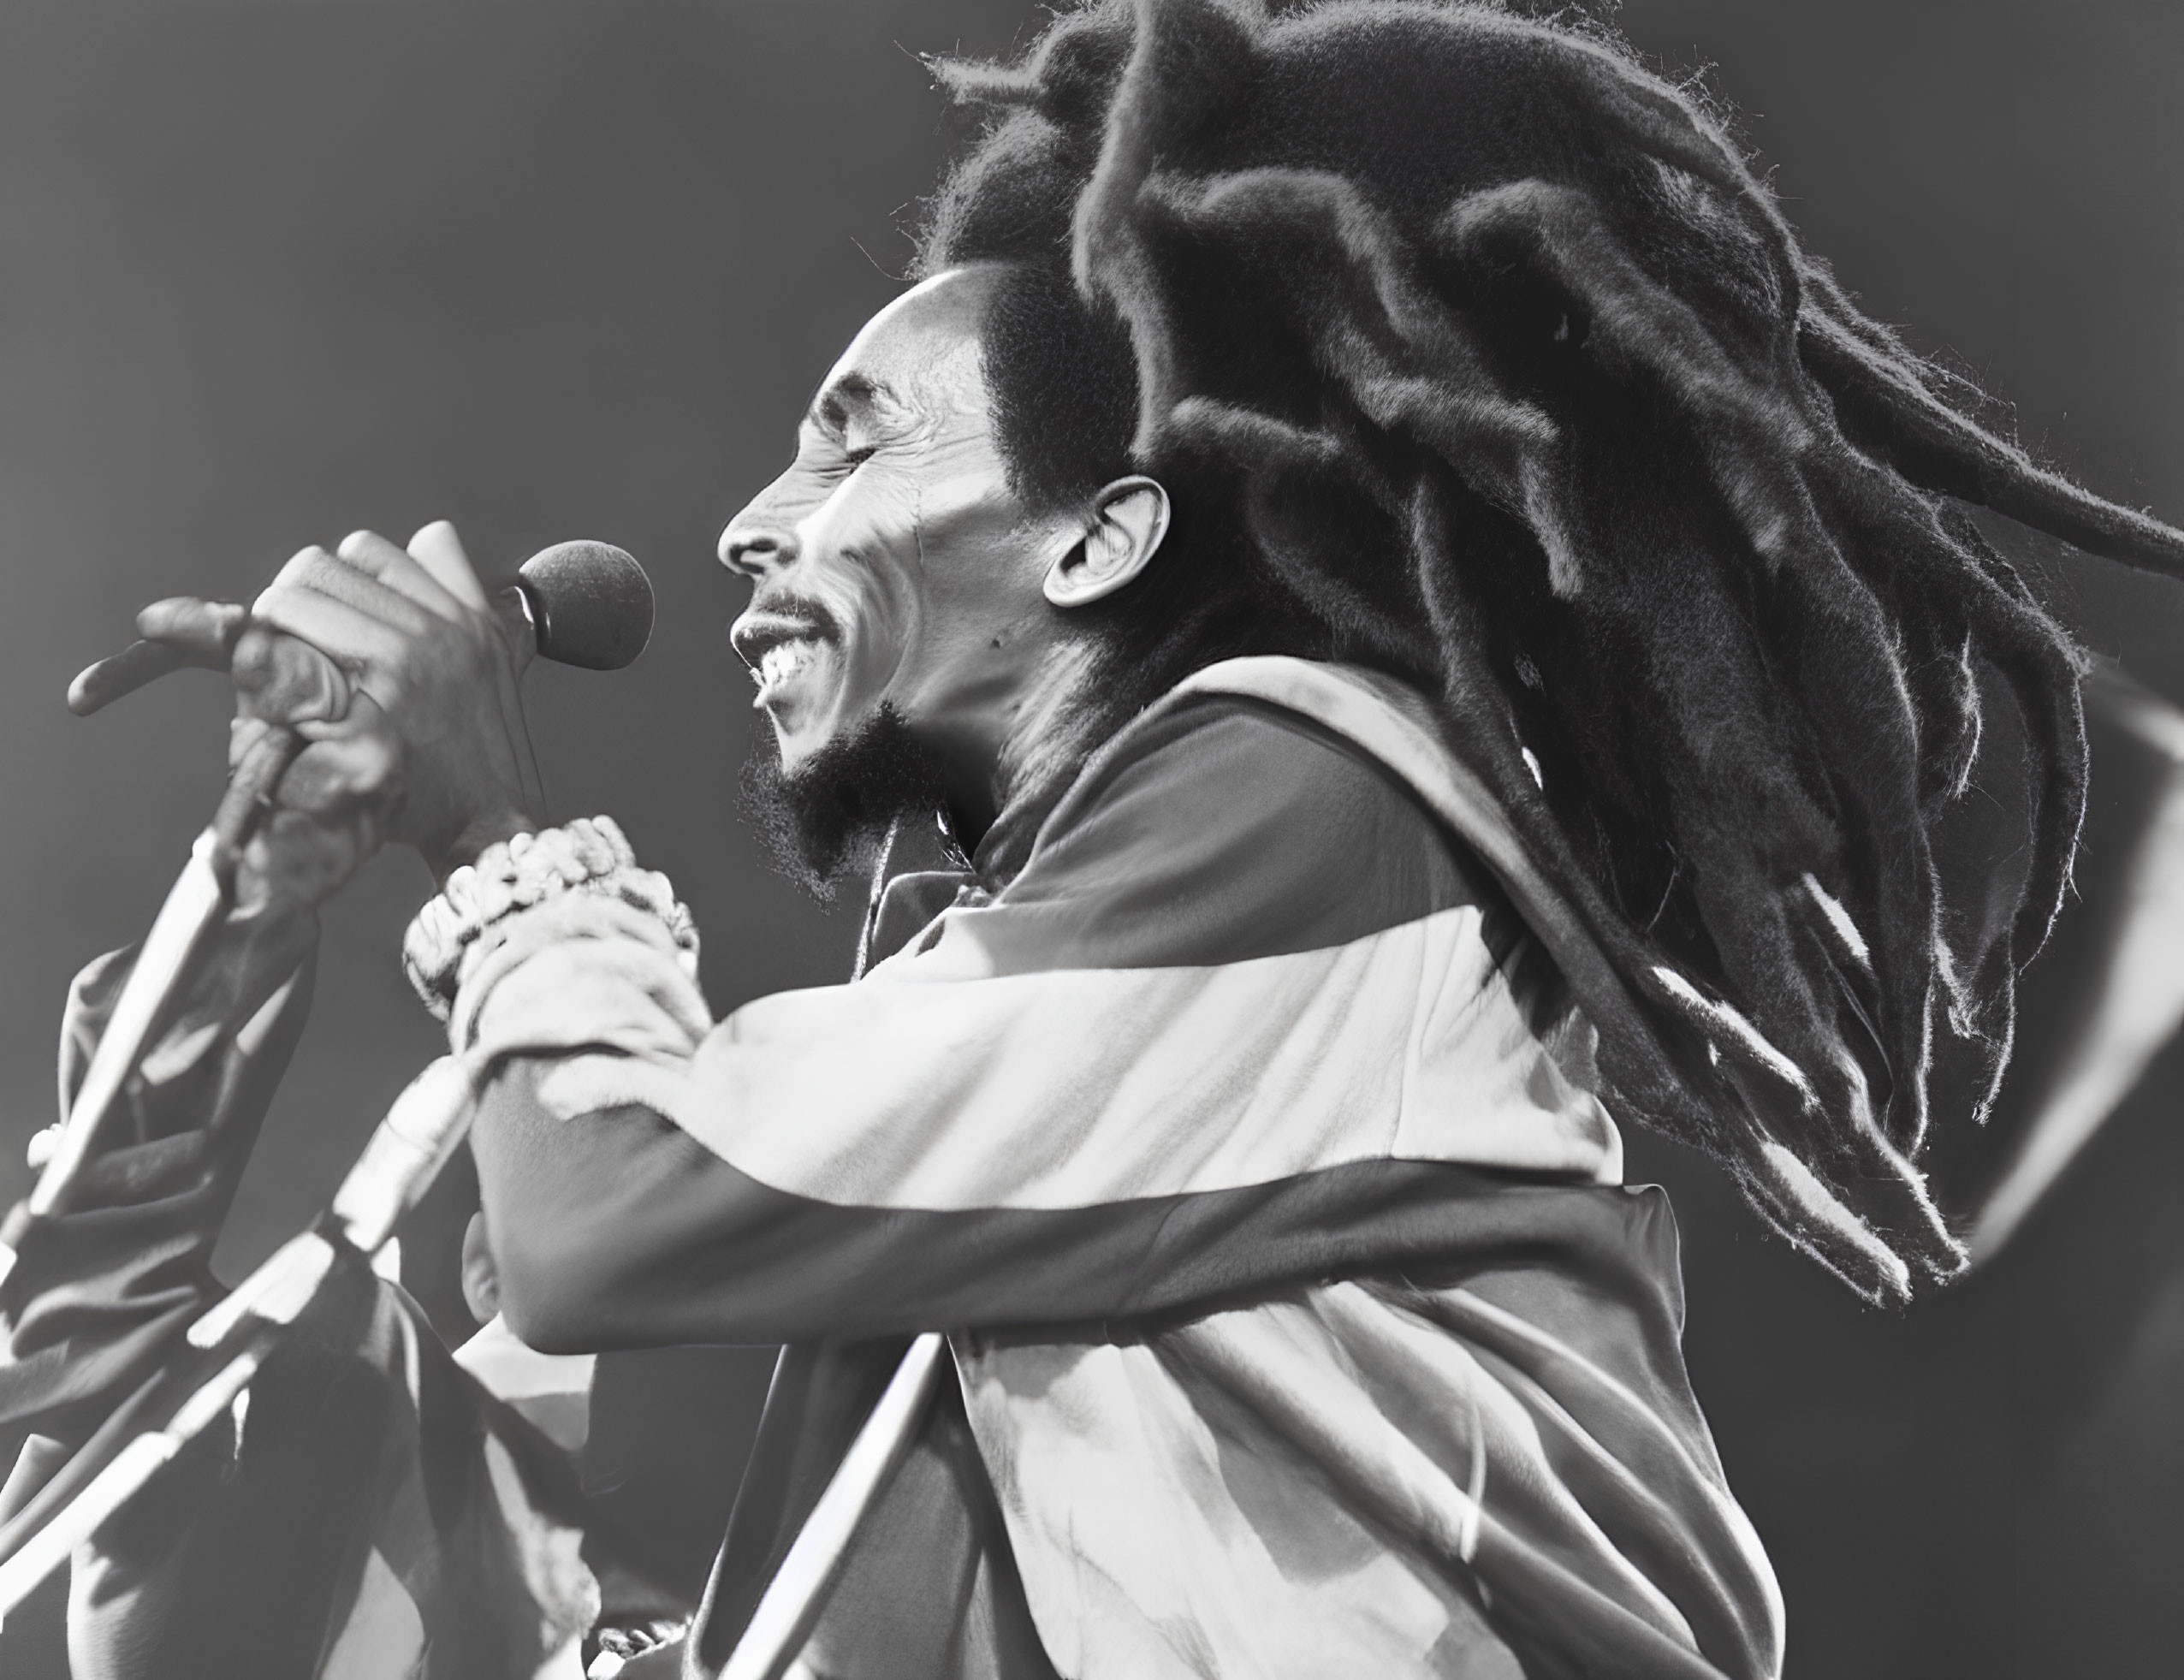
[{"xmin": 913, "ymin": 0, "xmax": 2184, "ymax": 1303}]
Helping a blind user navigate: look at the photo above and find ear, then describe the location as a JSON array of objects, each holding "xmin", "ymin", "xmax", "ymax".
[{"xmin": 1043, "ymin": 478, "xmax": 1172, "ymax": 609}]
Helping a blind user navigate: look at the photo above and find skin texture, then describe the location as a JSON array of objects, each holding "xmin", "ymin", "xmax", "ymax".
[
  {"xmin": 246, "ymin": 521, "xmax": 544, "ymax": 887},
  {"xmin": 721, "ymin": 264, "xmax": 1167, "ymax": 840},
  {"xmin": 116, "ymin": 265, "xmax": 1168, "ymax": 893},
  {"xmin": 102, "ymin": 521, "xmax": 543, "ymax": 912}
]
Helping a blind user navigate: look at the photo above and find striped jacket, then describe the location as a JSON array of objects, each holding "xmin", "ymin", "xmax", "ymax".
[{"xmin": 462, "ymin": 656, "xmax": 1783, "ymax": 1678}]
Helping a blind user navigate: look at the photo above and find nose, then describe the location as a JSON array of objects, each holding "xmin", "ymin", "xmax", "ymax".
[{"xmin": 718, "ymin": 503, "xmax": 797, "ymax": 579}]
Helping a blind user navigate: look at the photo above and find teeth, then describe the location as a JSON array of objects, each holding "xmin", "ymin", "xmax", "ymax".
[{"xmin": 754, "ymin": 637, "xmax": 816, "ymax": 692}]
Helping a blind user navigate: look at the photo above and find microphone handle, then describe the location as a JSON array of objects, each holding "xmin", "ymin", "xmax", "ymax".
[{"xmin": 7, "ymin": 726, "xmax": 306, "ymax": 1240}]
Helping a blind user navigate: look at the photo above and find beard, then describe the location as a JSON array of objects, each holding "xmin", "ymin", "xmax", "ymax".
[{"xmin": 739, "ymin": 702, "xmax": 951, "ymax": 903}]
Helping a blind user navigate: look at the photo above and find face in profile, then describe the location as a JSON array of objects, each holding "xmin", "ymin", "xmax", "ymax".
[
  {"xmin": 720, "ymin": 266, "xmax": 1065, "ymax": 783},
  {"xmin": 720, "ymin": 264, "xmax": 1170, "ymax": 890}
]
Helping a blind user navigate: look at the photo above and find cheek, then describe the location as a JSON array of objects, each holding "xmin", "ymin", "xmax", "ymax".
[
  {"xmin": 790, "ymin": 443, "xmax": 1043, "ymax": 727},
  {"xmin": 910, "ymin": 521, "xmax": 1051, "ymax": 686},
  {"xmin": 898, "ymin": 463, "xmax": 1042, "ymax": 616},
  {"xmin": 798, "ymin": 483, "xmax": 929, "ymax": 693}
]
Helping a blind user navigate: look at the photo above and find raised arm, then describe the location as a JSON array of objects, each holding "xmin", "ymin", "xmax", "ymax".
[{"xmin": 463, "ymin": 698, "xmax": 1614, "ymax": 1350}]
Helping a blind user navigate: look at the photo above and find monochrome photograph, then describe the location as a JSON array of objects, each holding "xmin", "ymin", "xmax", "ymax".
[{"xmin": 0, "ymin": 2, "xmax": 2178, "ymax": 1675}]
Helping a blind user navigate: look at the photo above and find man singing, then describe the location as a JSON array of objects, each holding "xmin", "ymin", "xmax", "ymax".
[{"xmin": 9, "ymin": 3, "xmax": 2181, "ymax": 1676}]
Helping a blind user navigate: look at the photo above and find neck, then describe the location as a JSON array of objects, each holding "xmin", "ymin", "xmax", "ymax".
[{"xmin": 929, "ymin": 635, "xmax": 1107, "ymax": 852}]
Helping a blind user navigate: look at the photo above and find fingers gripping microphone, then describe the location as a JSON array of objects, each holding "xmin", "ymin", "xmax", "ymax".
[
  {"xmin": 23, "ymin": 541, "xmax": 653, "ymax": 1232},
  {"xmin": 64, "ymin": 539, "xmax": 654, "ymax": 717},
  {"xmin": 209, "ymin": 541, "xmax": 654, "ymax": 855}
]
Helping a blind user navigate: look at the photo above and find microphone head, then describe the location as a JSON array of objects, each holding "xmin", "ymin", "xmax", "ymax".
[{"xmin": 516, "ymin": 541, "xmax": 654, "ymax": 671}]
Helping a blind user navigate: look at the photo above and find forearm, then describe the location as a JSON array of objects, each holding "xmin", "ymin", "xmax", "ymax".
[
  {"xmin": 469, "ymin": 1059, "xmax": 1081, "ymax": 1349},
  {"xmin": 53, "ymin": 900, "xmax": 319, "ymax": 1161},
  {"xmin": 0, "ymin": 905, "xmax": 318, "ymax": 1439},
  {"xmin": 457, "ymin": 793, "xmax": 1506, "ymax": 1346},
  {"xmin": 471, "ymin": 1056, "xmax": 1555, "ymax": 1351}
]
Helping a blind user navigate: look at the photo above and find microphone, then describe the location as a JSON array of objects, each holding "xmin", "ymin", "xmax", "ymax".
[
  {"xmin": 66, "ymin": 538, "xmax": 655, "ymax": 717},
  {"xmin": 512, "ymin": 540, "xmax": 654, "ymax": 671}
]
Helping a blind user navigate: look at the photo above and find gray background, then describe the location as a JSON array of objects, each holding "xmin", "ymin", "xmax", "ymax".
[{"xmin": 2, "ymin": 2, "xmax": 2179, "ymax": 1673}]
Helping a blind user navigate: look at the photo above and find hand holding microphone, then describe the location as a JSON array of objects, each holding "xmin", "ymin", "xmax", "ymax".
[
  {"xmin": 27, "ymin": 524, "xmax": 653, "ymax": 1231},
  {"xmin": 72, "ymin": 522, "xmax": 651, "ymax": 899}
]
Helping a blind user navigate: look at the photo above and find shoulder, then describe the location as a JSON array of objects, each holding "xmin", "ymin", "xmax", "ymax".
[
  {"xmin": 1054, "ymin": 691, "xmax": 1449, "ymax": 870},
  {"xmin": 967, "ymin": 691, "xmax": 1490, "ymax": 973}
]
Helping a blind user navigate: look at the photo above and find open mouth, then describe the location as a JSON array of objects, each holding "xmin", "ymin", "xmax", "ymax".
[
  {"xmin": 732, "ymin": 596, "xmax": 843, "ymax": 709},
  {"xmin": 753, "ymin": 636, "xmax": 818, "ymax": 694}
]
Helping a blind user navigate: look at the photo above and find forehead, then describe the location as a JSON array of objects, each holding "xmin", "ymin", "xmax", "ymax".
[{"xmin": 811, "ymin": 266, "xmax": 1004, "ymax": 432}]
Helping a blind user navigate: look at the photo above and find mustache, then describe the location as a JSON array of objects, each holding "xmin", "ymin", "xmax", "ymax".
[{"xmin": 745, "ymin": 590, "xmax": 846, "ymax": 644}]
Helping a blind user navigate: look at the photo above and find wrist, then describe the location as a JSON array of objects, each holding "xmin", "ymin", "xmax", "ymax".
[{"xmin": 402, "ymin": 815, "xmax": 698, "ymax": 1033}]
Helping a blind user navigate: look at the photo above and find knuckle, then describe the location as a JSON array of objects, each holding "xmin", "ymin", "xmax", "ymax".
[
  {"xmin": 249, "ymin": 580, "xmax": 300, "ymax": 626},
  {"xmin": 337, "ymin": 530, "xmax": 392, "ymax": 568},
  {"xmin": 274, "ymin": 545, "xmax": 335, "ymax": 588},
  {"xmin": 229, "ymin": 624, "xmax": 280, "ymax": 684}
]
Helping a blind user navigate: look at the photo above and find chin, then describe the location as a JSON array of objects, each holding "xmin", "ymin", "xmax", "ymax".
[
  {"xmin": 757, "ymin": 656, "xmax": 887, "ymax": 769},
  {"xmin": 738, "ymin": 700, "xmax": 947, "ymax": 903},
  {"xmin": 762, "ymin": 702, "xmax": 851, "ymax": 775}
]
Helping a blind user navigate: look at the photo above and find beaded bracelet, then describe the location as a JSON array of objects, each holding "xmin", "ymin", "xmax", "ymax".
[{"xmin": 401, "ymin": 816, "xmax": 698, "ymax": 1022}]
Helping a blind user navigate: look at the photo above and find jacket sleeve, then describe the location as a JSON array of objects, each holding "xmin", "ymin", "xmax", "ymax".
[
  {"xmin": 0, "ymin": 903, "xmax": 317, "ymax": 1444},
  {"xmin": 461, "ymin": 701, "xmax": 1617, "ymax": 1351}
]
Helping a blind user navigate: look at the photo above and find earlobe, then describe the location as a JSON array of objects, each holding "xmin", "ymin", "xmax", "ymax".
[{"xmin": 1043, "ymin": 477, "xmax": 1172, "ymax": 608}]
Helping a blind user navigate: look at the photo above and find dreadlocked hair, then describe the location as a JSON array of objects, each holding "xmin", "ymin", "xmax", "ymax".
[{"xmin": 913, "ymin": 0, "xmax": 2184, "ymax": 1304}]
